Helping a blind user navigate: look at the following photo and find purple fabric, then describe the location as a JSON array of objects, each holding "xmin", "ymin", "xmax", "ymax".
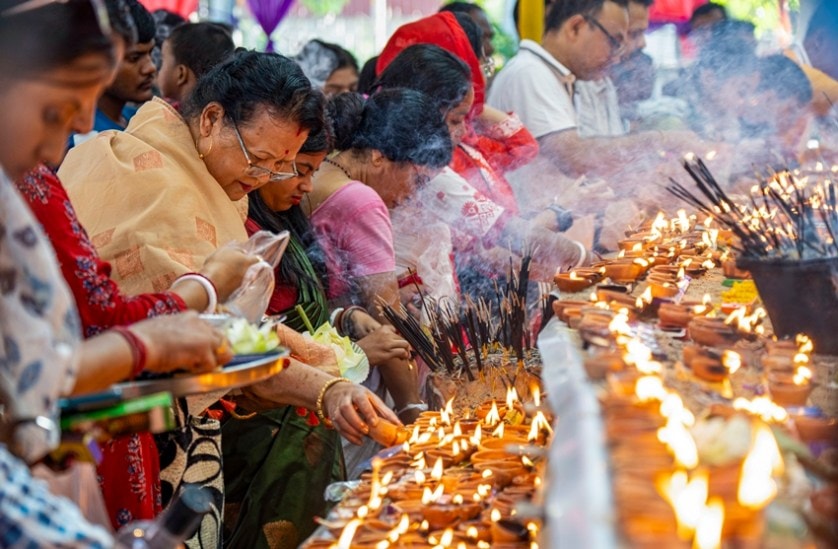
[{"xmin": 246, "ymin": 0, "xmax": 295, "ymax": 51}]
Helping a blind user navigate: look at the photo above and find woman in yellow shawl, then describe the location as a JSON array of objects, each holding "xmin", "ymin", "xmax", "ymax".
[{"xmin": 60, "ymin": 50, "xmax": 400, "ymax": 548}]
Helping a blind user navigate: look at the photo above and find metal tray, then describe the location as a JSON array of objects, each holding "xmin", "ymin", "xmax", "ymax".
[{"xmin": 113, "ymin": 348, "xmax": 290, "ymax": 399}]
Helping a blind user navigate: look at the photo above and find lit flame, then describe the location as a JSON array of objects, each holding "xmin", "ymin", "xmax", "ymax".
[
  {"xmin": 414, "ymin": 469, "xmax": 426, "ymax": 485},
  {"xmin": 732, "ymin": 396, "xmax": 789, "ymax": 423},
  {"xmin": 693, "ymin": 498, "xmax": 724, "ymax": 549},
  {"xmin": 466, "ymin": 526, "xmax": 478, "ymax": 539},
  {"xmin": 569, "ymin": 271, "xmax": 583, "ymax": 280},
  {"xmin": 737, "ymin": 422, "xmax": 784, "ymax": 509},
  {"xmin": 659, "ymin": 470, "xmax": 708, "ymax": 540},
  {"xmin": 421, "ymin": 483, "xmax": 444, "ymax": 505},
  {"xmin": 470, "ymin": 424, "xmax": 482, "ymax": 447},
  {"xmin": 702, "ymin": 294, "xmax": 712, "ymax": 306},
  {"xmin": 506, "ymin": 386, "xmax": 519, "ymax": 410},
  {"xmin": 431, "ymin": 457, "xmax": 444, "ymax": 480},
  {"xmin": 796, "ymin": 334, "xmax": 813, "ymax": 354},
  {"xmin": 490, "ymin": 508, "xmax": 502, "ymax": 522},
  {"xmin": 608, "ymin": 310, "xmax": 632, "ymax": 335},
  {"xmin": 793, "ymin": 366, "xmax": 812, "ymax": 386},
  {"xmin": 481, "ymin": 468, "xmax": 493, "ymax": 479},
  {"xmin": 522, "ymin": 455, "xmax": 535, "ymax": 468},
  {"xmin": 492, "ymin": 422, "xmax": 505, "ymax": 439},
  {"xmin": 660, "ymin": 393, "xmax": 695, "ymax": 427},
  {"xmin": 452, "ymin": 493, "xmax": 464, "ymax": 505},
  {"xmin": 640, "ymin": 287, "xmax": 653, "ymax": 304},
  {"xmin": 635, "ymin": 375, "xmax": 667, "ymax": 402},
  {"xmin": 532, "ymin": 385, "xmax": 541, "ymax": 408},
  {"xmin": 658, "ymin": 418, "xmax": 699, "ymax": 469},
  {"xmin": 336, "ymin": 518, "xmax": 362, "ymax": 549},
  {"xmin": 485, "ymin": 401, "xmax": 501, "ymax": 426},
  {"xmin": 722, "ymin": 351, "xmax": 741, "ymax": 375},
  {"xmin": 528, "ymin": 411, "xmax": 553, "ymax": 442},
  {"xmin": 631, "ymin": 242, "xmax": 643, "ymax": 252}
]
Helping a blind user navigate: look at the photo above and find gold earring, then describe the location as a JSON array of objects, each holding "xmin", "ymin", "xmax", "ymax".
[{"xmin": 197, "ymin": 138, "xmax": 213, "ymax": 159}]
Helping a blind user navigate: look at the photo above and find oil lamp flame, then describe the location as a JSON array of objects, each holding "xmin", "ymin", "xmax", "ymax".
[
  {"xmin": 506, "ymin": 386, "xmax": 519, "ymax": 410},
  {"xmin": 569, "ymin": 271, "xmax": 583, "ymax": 280},
  {"xmin": 493, "ymin": 422, "xmax": 505, "ymax": 439},
  {"xmin": 635, "ymin": 375, "xmax": 667, "ymax": 402},
  {"xmin": 485, "ymin": 401, "xmax": 501, "ymax": 426},
  {"xmin": 431, "ymin": 457, "xmax": 444, "ymax": 480},
  {"xmin": 737, "ymin": 422, "xmax": 784, "ymax": 509},
  {"xmin": 421, "ymin": 483, "xmax": 444, "ymax": 505},
  {"xmin": 657, "ymin": 418, "xmax": 699, "ymax": 469},
  {"xmin": 732, "ymin": 396, "xmax": 789, "ymax": 422},
  {"xmin": 793, "ymin": 366, "xmax": 812, "ymax": 386},
  {"xmin": 491, "ymin": 509, "xmax": 502, "ymax": 522},
  {"xmin": 722, "ymin": 351, "xmax": 741, "ymax": 375},
  {"xmin": 336, "ymin": 518, "xmax": 362, "ymax": 549},
  {"xmin": 693, "ymin": 498, "xmax": 724, "ymax": 549},
  {"xmin": 415, "ymin": 470, "xmax": 426, "ymax": 485},
  {"xmin": 532, "ymin": 385, "xmax": 541, "ymax": 407},
  {"xmin": 663, "ymin": 470, "xmax": 707, "ymax": 540}
]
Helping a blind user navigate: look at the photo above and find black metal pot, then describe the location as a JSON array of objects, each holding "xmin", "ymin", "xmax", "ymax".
[{"xmin": 736, "ymin": 256, "xmax": 838, "ymax": 355}]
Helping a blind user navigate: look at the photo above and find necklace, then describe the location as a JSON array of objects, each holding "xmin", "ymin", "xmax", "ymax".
[{"xmin": 324, "ymin": 157, "xmax": 353, "ymax": 180}]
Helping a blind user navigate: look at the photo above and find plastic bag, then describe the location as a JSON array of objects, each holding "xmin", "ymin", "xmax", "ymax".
[{"xmin": 222, "ymin": 230, "xmax": 290, "ymax": 323}]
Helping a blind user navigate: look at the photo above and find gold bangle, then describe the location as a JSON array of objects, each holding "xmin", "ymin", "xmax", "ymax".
[{"xmin": 316, "ymin": 377, "xmax": 352, "ymax": 424}]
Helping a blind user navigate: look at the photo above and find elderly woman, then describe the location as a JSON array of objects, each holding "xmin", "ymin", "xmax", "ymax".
[
  {"xmin": 305, "ymin": 89, "xmax": 452, "ymax": 324},
  {"xmin": 0, "ymin": 0, "xmax": 237, "ymax": 545},
  {"xmin": 60, "ymin": 51, "xmax": 399, "ymax": 547}
]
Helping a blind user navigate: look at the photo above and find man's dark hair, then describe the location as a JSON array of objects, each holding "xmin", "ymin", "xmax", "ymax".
[
  {"xmin": 183, "ymin": 50, "xmax": 325, "ymax": 139},
  {"xmin": 125, "ymin": 0, "xmax": 155, "ymax": 43},
  {"xmin": 452, "ymin": 11, "xmax": 483, "ymax": 58},
  {"xmin": 545, "ymin": 0, "xmax": 629, "ymax": 33},
  {"xmin": 167, "ymin": 22, "xmax": 234, "ymax": 78},
  {"xmin": 756, "ymin": 55, "xmax": 813, "ymax": 106},
  {"xmin": 690, "ymin": 2, "xmax": 727, "ymax": 25},
  {"xmin": 630, "ymin": 0, "xmax": 654, "ymax": 7}
]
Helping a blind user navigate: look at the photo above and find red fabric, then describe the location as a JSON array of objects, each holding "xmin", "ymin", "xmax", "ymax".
[
  {"xmin": 649, "ymin": 0, "xmax": 707, "ymax": 23},
  {"xmin": 376, "ymin": 12, "xmax": 485, "ymax": 113},
  {"xmin": 15, "ymin": 164, "xmax": 188, "ymax": 528},
  {"xmin": 138, "ymin": 0, "xmax": 198, "ymax": 18},
  {"xmin": 450, "ymin": 121, "xmax": 539, "ymax": 216}
]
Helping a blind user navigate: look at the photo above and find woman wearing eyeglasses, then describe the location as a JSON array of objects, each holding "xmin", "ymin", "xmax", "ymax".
[{"xmin": 59, "ymin": 50, "xmax": 401, "ymax": 548}]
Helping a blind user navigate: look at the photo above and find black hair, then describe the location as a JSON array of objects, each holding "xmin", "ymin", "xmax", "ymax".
[
  {"xmin": 357, "ymin": 56, "xmax": 379, "ymax": 95},
  {"xmin": 125, "ymin": 0, "xmax": 155, "ymax": 43},
  {"xmin": 630, "ymin": 0, "xmax": 654, "ymax": 7},
  {"xmin": 756, "ymin": 55, "xmax": 813, "ymax": 106},
  {"xmin": 690, "ymin": 2, "xmax": 727, "ymax": 25},
  {"xmin": 373, "ymin": 44, "xmax": 471, "ymax": 113},
  {"xmin": 545, "ymin": 0, "xmax": 628, "ymax": 33},
  {"xmin": 452, "ymin": 11, "xmax": 483, "ymax": 58},
  {"xmin": 329, "ymin": 88, "xmax": 452, "ymax": 169},
  {"xmin": 167, "ymin": 22, "xmax": 235, "ymax": 78},
  {"xmin": 182, "ymin": 50, "xmax": 325, "ymax": 138},
  {"xmin": 694, "ymin": 37, "xmax": 757, "ymax": 86},
  {"xmin": 440, "ymin": 2, "xmax": 485, "ymax": 15},
  {"xmin": 0, "ymin": 0, "xmax": 114, "ymax": 77},
  {"xmin": 104, "ymin": 0, "xmax": 137, "ymax": 45},
  {"xmin": 315, "ymin": 40, "xmax": 359, "ymax": 73}
]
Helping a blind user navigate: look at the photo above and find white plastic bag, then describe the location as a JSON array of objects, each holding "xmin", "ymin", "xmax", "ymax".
[{"xmin": 222, "ymin": 230, "xmax": 290, "ymax": 323}]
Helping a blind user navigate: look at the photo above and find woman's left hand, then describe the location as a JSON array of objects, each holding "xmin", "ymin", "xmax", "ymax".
[
  {"xmin": 348, "ymin": 310, "xmax": 380, "ymax": 339},
  {"xmin": 323, "ymin": 382, "xmax": 401, "ymax": 445}
]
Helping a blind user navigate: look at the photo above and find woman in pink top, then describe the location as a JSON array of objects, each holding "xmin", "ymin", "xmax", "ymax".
[{"xmin": 306, "ymin": 89, "xmax": 452, "ymax": 322}]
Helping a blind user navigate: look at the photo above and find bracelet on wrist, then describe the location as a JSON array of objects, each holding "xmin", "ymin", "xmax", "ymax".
[
  {"xmin": 112, "ymin": 326, "xmax": 147, "ymax": 380},
  {"xmin": 340, "ymin": 306, "xmax": 365, "ymax": 339},
  {"xmin": 315, "ymin": 377, "xmax": 352, "ymax": 425},
  {"xmin": 329, "ymin": 307, "xmax": 345, "ymax": 328},
  {"xmin": 174, "ymin": 273, "xmax": 218, "ymax": 314}
]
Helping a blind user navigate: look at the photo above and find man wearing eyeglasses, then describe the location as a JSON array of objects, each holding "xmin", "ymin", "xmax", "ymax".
[{"xmin": 575, "ymin": 0, "xmax": 653, "ymax": 137}]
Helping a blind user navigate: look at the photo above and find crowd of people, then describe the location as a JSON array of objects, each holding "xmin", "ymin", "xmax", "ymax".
[{"xmin": 0, "ymin": 0, "xmax": 835, "ymax": 548}]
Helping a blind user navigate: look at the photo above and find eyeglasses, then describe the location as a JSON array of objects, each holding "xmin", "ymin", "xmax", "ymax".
[
  {"xmin": 2, "ymin": 0, "xmax": 111, "ymax": 36},
  {"xmin": 231, "ymin": 122, "xmax": 298, "ymax": 182},
  {"xmin": 584, "ymin": 15, "xmax": 625, "ymax": 57}
]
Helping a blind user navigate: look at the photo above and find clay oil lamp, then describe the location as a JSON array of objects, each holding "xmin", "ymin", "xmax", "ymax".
[
  {"xmin": 602, "ymin": 258, "xmax": 648, "ymax": 283},
  {"xmin": 554, "ymin": 270, "xmax": 596, "ymax": 293},
  {"xmin": 767, "ymin": 365, "xmax": 814, "ymax": 407},
  {"xmin": 618, "ymin": 237, "xmax": 650, "ymax": 252},
  {"xmin": 722, "ymin": 258, "xmax": 750, "ymax": 279},
  {"xmin": 688, "ymin": 317, "xmax": 742, "ymax": 348},
  {"xmin": 596, "ymin": 287, "xmax": 640, "ymax": 309},
  {"xmin": 573, "ymin": 266, "xmax": 606, "ymax": 282},
  {"xmin": 552, "ymin": 299, "xmax": 589, "ymax": 323},
  {"xmin": 682, "ymin": 346, "xmax": 742, "ymax": 383},
  {"xmin": 658, "ymin": 296, "xmax": 713, "ymax": 328},
  {"xmin": 584, "ymin": 350, "xmax": 627, "ymax": 380}
]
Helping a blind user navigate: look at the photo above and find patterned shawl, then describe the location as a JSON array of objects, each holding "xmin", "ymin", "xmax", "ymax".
[{"xmin": 59, "ymin": 98, "xmax": 248, "ymax": 295}]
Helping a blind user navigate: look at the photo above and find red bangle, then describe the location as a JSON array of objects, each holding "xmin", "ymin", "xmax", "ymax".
[{"xmin": 112, "ymin": 326, "xmax": 147, "ymax": 380}]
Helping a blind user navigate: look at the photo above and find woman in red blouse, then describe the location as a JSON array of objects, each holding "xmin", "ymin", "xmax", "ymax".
[{"xmin": 15, "ymin": 164, "xmax": 255, "ymax": 528}]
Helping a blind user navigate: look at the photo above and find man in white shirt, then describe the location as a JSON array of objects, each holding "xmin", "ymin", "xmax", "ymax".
[
  {"xmin": 489, "ymin": 0, "xmax": 700, "ymax": 179},
  {"xmin": 575, "ymin": 0, "xmax": 653, "ymax": 137}
]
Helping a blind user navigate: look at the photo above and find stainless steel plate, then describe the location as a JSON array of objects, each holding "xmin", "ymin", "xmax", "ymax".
[{"xmin": 114, "ymin": 348, "xmax": 290, "ymax": 399}]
